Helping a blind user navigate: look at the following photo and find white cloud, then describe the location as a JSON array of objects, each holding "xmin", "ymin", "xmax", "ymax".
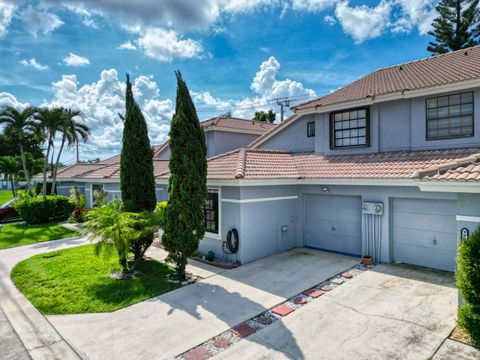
[
  {"xmin": 335, "ymin": 1, "xmax": 391, "ymax": 43},
  {"xmin": 0, "ymin": 92, "xmax": 29, "ymax": 110},
  {"xmin": 19, "ymin": 58, "xmax": 49, "ymax": 71},
  {"xmin": 136, "ymin": 27, "xmax": 203, "ymax": 61},
  {"xmin": 118, "ymin": 41, "xmax": 137, "ymax": 50},
  {"xmin": 43, "ymin": 69, "xmax": 174, "ymax": 161},
  {"xmin": 194, "ymin": 56, "xmax": 316, "ymax": 119},
  {"xmin": 291, "ymin": 0, "xmax": 339, "ymax": 12},
  {"xmin": 391, "ymin": 0, "xmax": 437, "ymax": 35},
  {"xmin": 324, "ymin": 14, "xmax": 336, "ymax": 25},
  {"xmin": 21, "ymin": 5, "xmax": 64, "ymax": 37},
  {"xmin": 0, "ymin": 0, "xmax": 15, "ymax": 37},
  {"xmin": 63, "ymin": 53, "xmax": 91, "ymax": 67}
]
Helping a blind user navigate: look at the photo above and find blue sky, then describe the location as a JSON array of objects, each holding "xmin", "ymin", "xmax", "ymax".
[{"xmin": 0, "ymin": 0, "xmax": 439, "ymax": 162}]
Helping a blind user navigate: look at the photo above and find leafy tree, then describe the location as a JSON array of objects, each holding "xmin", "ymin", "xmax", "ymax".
[
  {"xmin": 0, "ymin": 106, "xmax": 39, "ymax": 190},
  {"xmin": 0, "ymin": 131, "xmax": 43, "ymax": 159},
  {"xmin": 83, "ymin": 199, "xmax": 138, "ymax": 276},
  {"xmin": 51, "ymin": 108, "xmax": 90, "ymax": 194},
  {"xmin": 36, "ymin": 107, "xmax": 64, "ymax": 197},
  {"xmin": 120, "ymin": 74, "xmax": 156, "ymax": 212},
  {"xmin": 0, "ymin": 156, "xmax": 21, "ymax": 197},
  {"xmin": 456, "ymin": 227, "xmax": 480, "ymax": 344},
  {"xmin": 163, "ymin": 71, "xmax": 207, "ymax": 279},
  {"xmin": 428, "ymin": 0, "xmax": 480, "ymax": 54},
  {"xmin": 254, "ymin": 109, "xmax": 276, "ymax": 123}
]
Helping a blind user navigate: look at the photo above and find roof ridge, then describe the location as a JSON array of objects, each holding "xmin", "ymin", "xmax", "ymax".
[
  {"xmin": 412, "ymin": 152, "xmax": 480, "ymax": 179},
  {"xmin": 235, "ymin": 149, "xmax": 247, "ymax": 179}
]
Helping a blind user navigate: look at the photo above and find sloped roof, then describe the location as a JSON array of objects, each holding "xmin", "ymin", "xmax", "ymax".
[
  {"xmin": 295, "ymin": 45, "xmax": 480, "ymax": 111},
  {"xmin": 200, "ymin": 116, "xmax": 276, "ymax": 132},
  {"xmin": 412, "ymin": 153, "xmax": 480, "ymax": 181},
  {"xmin": 155, "ymin": 147, "xmax": 480, "ymax": 181}
]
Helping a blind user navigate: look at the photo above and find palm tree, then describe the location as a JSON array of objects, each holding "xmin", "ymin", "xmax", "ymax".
[
  {"xmin": 0, "ymin": 156, "xmax": 21, "ymax": 198},
  {"xmin": 51, "ymin": 108, "xmax": 90, "ymax": 194},
  {"xmin": 36, "ymin": 107, "xmax": 64, "ymax": 197},
  {"xmin": 83, "ymin": 199, "xmax": 139, "ymax": 276},
  {"xmin": 0, "ymin": 106, "xmax": 39, "ymax": 191}
]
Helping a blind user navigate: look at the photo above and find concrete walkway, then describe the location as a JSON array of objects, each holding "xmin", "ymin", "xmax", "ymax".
[
  {"xmin": 434, "ymin": 339, "xmax": 480, "ymax": 360},
  {"xmin": 47, "ymin": 249, "xmax": 358, "ymax": 360},
  {"xmin": 214, "ymin": 264, "xmax": 458, "ymax": 360},
  {"xmin": 0, "ymin": 307, "xmax": 30, "ymax": 360},
  {"xmin": 0, "ymin": 236, "xmax": 88, "ymax": 360}
]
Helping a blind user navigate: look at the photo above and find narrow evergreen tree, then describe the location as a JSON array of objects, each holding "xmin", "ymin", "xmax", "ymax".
[
  {"xmin": 163, "ymin": 71, "xmax": 207, "ymax": 279},
  {"xmin": 120, "ymin": 74, "xmax": 156, "ymax": 212},
  {"xmin": 428, "ymin": 0, "xmax": 480, "ymax": 54}
]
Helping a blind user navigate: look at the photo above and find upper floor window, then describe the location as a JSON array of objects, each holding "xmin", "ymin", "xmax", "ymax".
[
  {"xmin": 204, "ymin": 189, "xmax": 219, "ymax": 234},
  {"xmin": 307, "ymin": 121, "xmax": 315, "ymax": 137},
  {"xmin": 330, "ymin": 108, "xmax": 369, "ymax": 149},
  {"xmin": 426, "ymin": 92, "xmax": 474, "ymax": 140}
]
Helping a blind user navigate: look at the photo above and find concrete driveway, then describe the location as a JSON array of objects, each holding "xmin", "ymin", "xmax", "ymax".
[
  {"xmin": 47, "ymin": 248, "xmax": 358, "ymax": 359},
  {"xmin": 214, "ymin": 264, "xmax": 458, "ymax": 360}
]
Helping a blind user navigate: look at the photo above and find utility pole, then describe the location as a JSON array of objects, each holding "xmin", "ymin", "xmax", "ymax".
[
  {"xmin": 76, "ymin": 141, "xmax": 80, "ymax": 163},
  {"xmin": 276, "ymin": 98, "xmax": 292, "ymax": 122}
]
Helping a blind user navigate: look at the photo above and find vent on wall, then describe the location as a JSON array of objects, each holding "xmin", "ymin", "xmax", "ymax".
[{"xmin": 362, "ymin": 202, "xmax": 384, "ymax": 263}]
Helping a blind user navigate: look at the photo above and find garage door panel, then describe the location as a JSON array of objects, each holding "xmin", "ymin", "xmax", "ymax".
[
  {"xmin": 305, "ymin": 195, "xmax": 361, "ymax": 256},
  {"xmin": 394, "ymin": 212, "xmax": 456, "ymax": 234},
  {"xmin": 393, "ymin": 198, "xmax": 457, "ymax": 272}
]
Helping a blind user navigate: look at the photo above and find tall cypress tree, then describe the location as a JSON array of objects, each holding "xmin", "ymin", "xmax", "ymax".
[
  {"xmin": 427, "ymin": 0, "xmax": 480, "ymax": 54},
  {"xmin": 120, "ymin": 74, "xmax": 156, "ymax": 212},
  {"xmin": 163, "ymin": 71, "xmax": 207, "ymax": 279}
]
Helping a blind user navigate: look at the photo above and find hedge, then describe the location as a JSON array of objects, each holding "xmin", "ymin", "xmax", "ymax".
[
  {"xmin": 15, "ymin": 196, "xmax": 74, "ymax": 225},
  {"xmin": 456, "ymin": 227, "xmax": 480, "ymax": 345}
]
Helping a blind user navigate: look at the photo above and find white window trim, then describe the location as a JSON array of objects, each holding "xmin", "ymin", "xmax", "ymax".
[
  {"xmin": 204, "ymin": 187, "xmax": 222, "ymax": 240},
  {"xmin": 222, "ymin": 195, "xmax": 298, "ymax": 204}
]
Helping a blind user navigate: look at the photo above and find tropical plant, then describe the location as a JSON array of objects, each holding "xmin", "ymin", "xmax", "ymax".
[
  {"xmin": 36, "ymin": 107, "xmax": 64, "ymax": 197},
  {"xmin": 120, "ymin": 74, "xmax": 156, "ymax": 212},
  {"xmin": 130, "ymin": 208, "xmax": 165, "ymax": 267},
  {"xmin": 51, "ymin": 109, "xmax": 90, "ymax": 194},
  {"xmin": 456, "ymin": 227, "xmax": 480, "ymax": 345},
  {"xmin": 0, "ymin": 106, "xmax": 39, "ymax": 190},
  {"xmin": 0, "ymin": 156, "xmax": 21, "ymax": 197},
  {"xmin": 428, "ymin": 0, "xmax": 480, "ymax": 54},
  {"xmin": 69, "ymin": 185, "xmax": 88, "ymax": 222},
  {"xmin": 83, "ymin": 199, "xmax": 139, "ymax": 276},
  {"xmin": 254, "ymin": 109, "xmax": 276, "ymax": 123},
  {"xmin": 163, "ymin": 71, "xmax": 208, "ymax": 279}
]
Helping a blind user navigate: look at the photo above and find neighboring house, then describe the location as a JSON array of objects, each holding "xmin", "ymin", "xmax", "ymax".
[
  {"xmin": 53, "ymin": 116, "xmax": 275, "ymax": 206},
  {"xmin": 153, "ymin": 46, "xmax": 480, "ymax": 270}
]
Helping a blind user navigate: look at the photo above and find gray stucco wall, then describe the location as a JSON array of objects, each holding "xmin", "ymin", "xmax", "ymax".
[
  {"xmin": 456, "ymin": 193, "xmax": 480, "ymax": 240},
  {"xmin": 208, "ymin": 131, "xmax": 259, "ymax": 157},
  {"xmin": 258, "ymin": 115, "xmax": 316, "ymax": 152},
  {"xmin": 260, "ymin": 87, "xmax": 480, "ymax": 155},
  {"xmin": 155, "ymin": 146, "xmax": 170, "ymax": 160}
]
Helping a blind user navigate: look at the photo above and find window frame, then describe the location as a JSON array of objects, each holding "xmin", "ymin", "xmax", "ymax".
[
  {"xmin": 330, "ymin": 107, "xmax": 370, "ymax": 149},
  {"xmin": 307, "ymin": 121, "xmax": 315, "ymax": 137},
  {"xmin": 204, "ymin": 188, "xmax": 221, "ymax": 238},
  {"xmin": 425, "ymin": 92, "xmax": 474, "ymax": 141}
]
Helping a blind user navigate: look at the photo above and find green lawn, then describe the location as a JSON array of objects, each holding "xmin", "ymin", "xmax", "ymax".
[
  {"xmin": 0, "ymin": 190, "xmax": 13, "ymax": 205},
  {"xmin": 0, "ymin": 223, "xmax": 79, "ymax": 249},
  {"xmin": 11, "ymin": 244, "xmax": 180, "ymax": 314}
]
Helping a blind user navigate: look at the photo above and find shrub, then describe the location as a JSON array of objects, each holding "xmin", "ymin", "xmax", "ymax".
[
  {"xmin": 456, "ymin": 227, "xmax": 480, "ymax": 345},
  {"xmin": 69, "ymin": 186, "xmax": 88, "ymax": 223},
  {"xmin": 15, "ymin": 196, "xmax": 74, "ymax": 224}
]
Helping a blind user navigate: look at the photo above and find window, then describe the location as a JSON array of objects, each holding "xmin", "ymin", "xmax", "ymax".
[
  {"xmin": 426, "ymin": 92, "xmax": 474, "ymax": 140},
  {"xmin": 204, "ymin": 189, "xmax": 219, "ymax": 234},
  {"xmin": 307, "ymin": 121, "xmax": 315, "ymax": 137},
  {"xmin": 330, "ymin": 108, "xmax": 369, "ymax": 148}
]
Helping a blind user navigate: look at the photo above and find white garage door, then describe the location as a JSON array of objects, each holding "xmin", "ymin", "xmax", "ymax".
[
  {"xmin": 392, "ymin": 198, "xmax": 457, "ymax": 271},
  {"xmin": 305, "ymin": 195, "xmax": 362, "ymax": 256}
]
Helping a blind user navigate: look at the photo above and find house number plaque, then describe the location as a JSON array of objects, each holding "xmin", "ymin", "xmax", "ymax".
[{"xmin": 461, "ymin": 228, "xmax": 469, "ymax": 241}]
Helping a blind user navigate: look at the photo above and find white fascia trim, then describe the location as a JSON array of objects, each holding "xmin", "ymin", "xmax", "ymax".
[
  {"xmin": 56, "ymin": 178, "xmax": 120, "ymax": 183},
  {"xmin": 249, "ymin": 114, "xmax": 300, "ymax": 148},
  {"xmin": 56, "ymin": 185, "xmax": 85, "ymax": 189},
  {"xmin": 418, "ymin": 181, "xmax": 480, "ymax": 193},
  {"xmin": 222, "ymin": 195, "xmax": 298, "ymax": 204},
  {"xmin": 296, "ymin": 79, "xmax": 480, "ymax": 116},
  {"xmin": 204, "ymin": 126, "xmax": 269, "ymax": 136},
  {"xmin": 456, "ymin": 215, "xmax": 480, "ymax": 222},
  {"xmin": 182, "ymin": 179, "xmax": 417, "ymax": 187}
]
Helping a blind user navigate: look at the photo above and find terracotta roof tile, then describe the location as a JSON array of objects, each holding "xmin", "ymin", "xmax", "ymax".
[
  {"xmin": 413, "ymin": 153, "xmax": 480, "ymax": 181},
  {"xmin": 156, "ymin": 147, "xmax": 480, "ymax": 181},
  {"xmin": 295, "ymin": 46, "xmax": 480, "ymax": 111},
  {"xmin": 201, "ymin": 116, "xmax": 276, "ymax": 132}
]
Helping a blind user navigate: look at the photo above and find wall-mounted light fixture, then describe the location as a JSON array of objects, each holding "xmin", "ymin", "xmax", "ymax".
[{"xmin": 321, "ymin": 186, "xmax": 329, "ymax": 193}]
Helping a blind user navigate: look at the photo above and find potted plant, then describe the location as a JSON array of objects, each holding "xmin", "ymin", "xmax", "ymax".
[{"xmin": 362, "ymin": 255, "xmax": 373, "ymax": 265}]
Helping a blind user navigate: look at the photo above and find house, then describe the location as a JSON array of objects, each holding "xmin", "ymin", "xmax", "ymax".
[
  {"xmin": 53, "ymin": 116, "xmax": 275, "ymax": 206},
  {"xmin": 152, "ymin": 46, "xmax": 480, "ymax": 271}
]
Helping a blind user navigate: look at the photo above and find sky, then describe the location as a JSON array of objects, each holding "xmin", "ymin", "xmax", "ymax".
[{"xmin": 0, "ymin": 0, "xmax": 440, "ymax": 163}]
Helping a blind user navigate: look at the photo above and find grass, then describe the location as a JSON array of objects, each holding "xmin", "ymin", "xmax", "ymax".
[
  {"xmin": 0, "ymin": 190, "xmax": 13, "ymax": 205},
  {"xmin": 11, "ymin": 244, "xmax": 180, "ymax": 314},
  {"xmin": 0, "ymin": 223, "xmax": 79, "ymax": 249}
]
